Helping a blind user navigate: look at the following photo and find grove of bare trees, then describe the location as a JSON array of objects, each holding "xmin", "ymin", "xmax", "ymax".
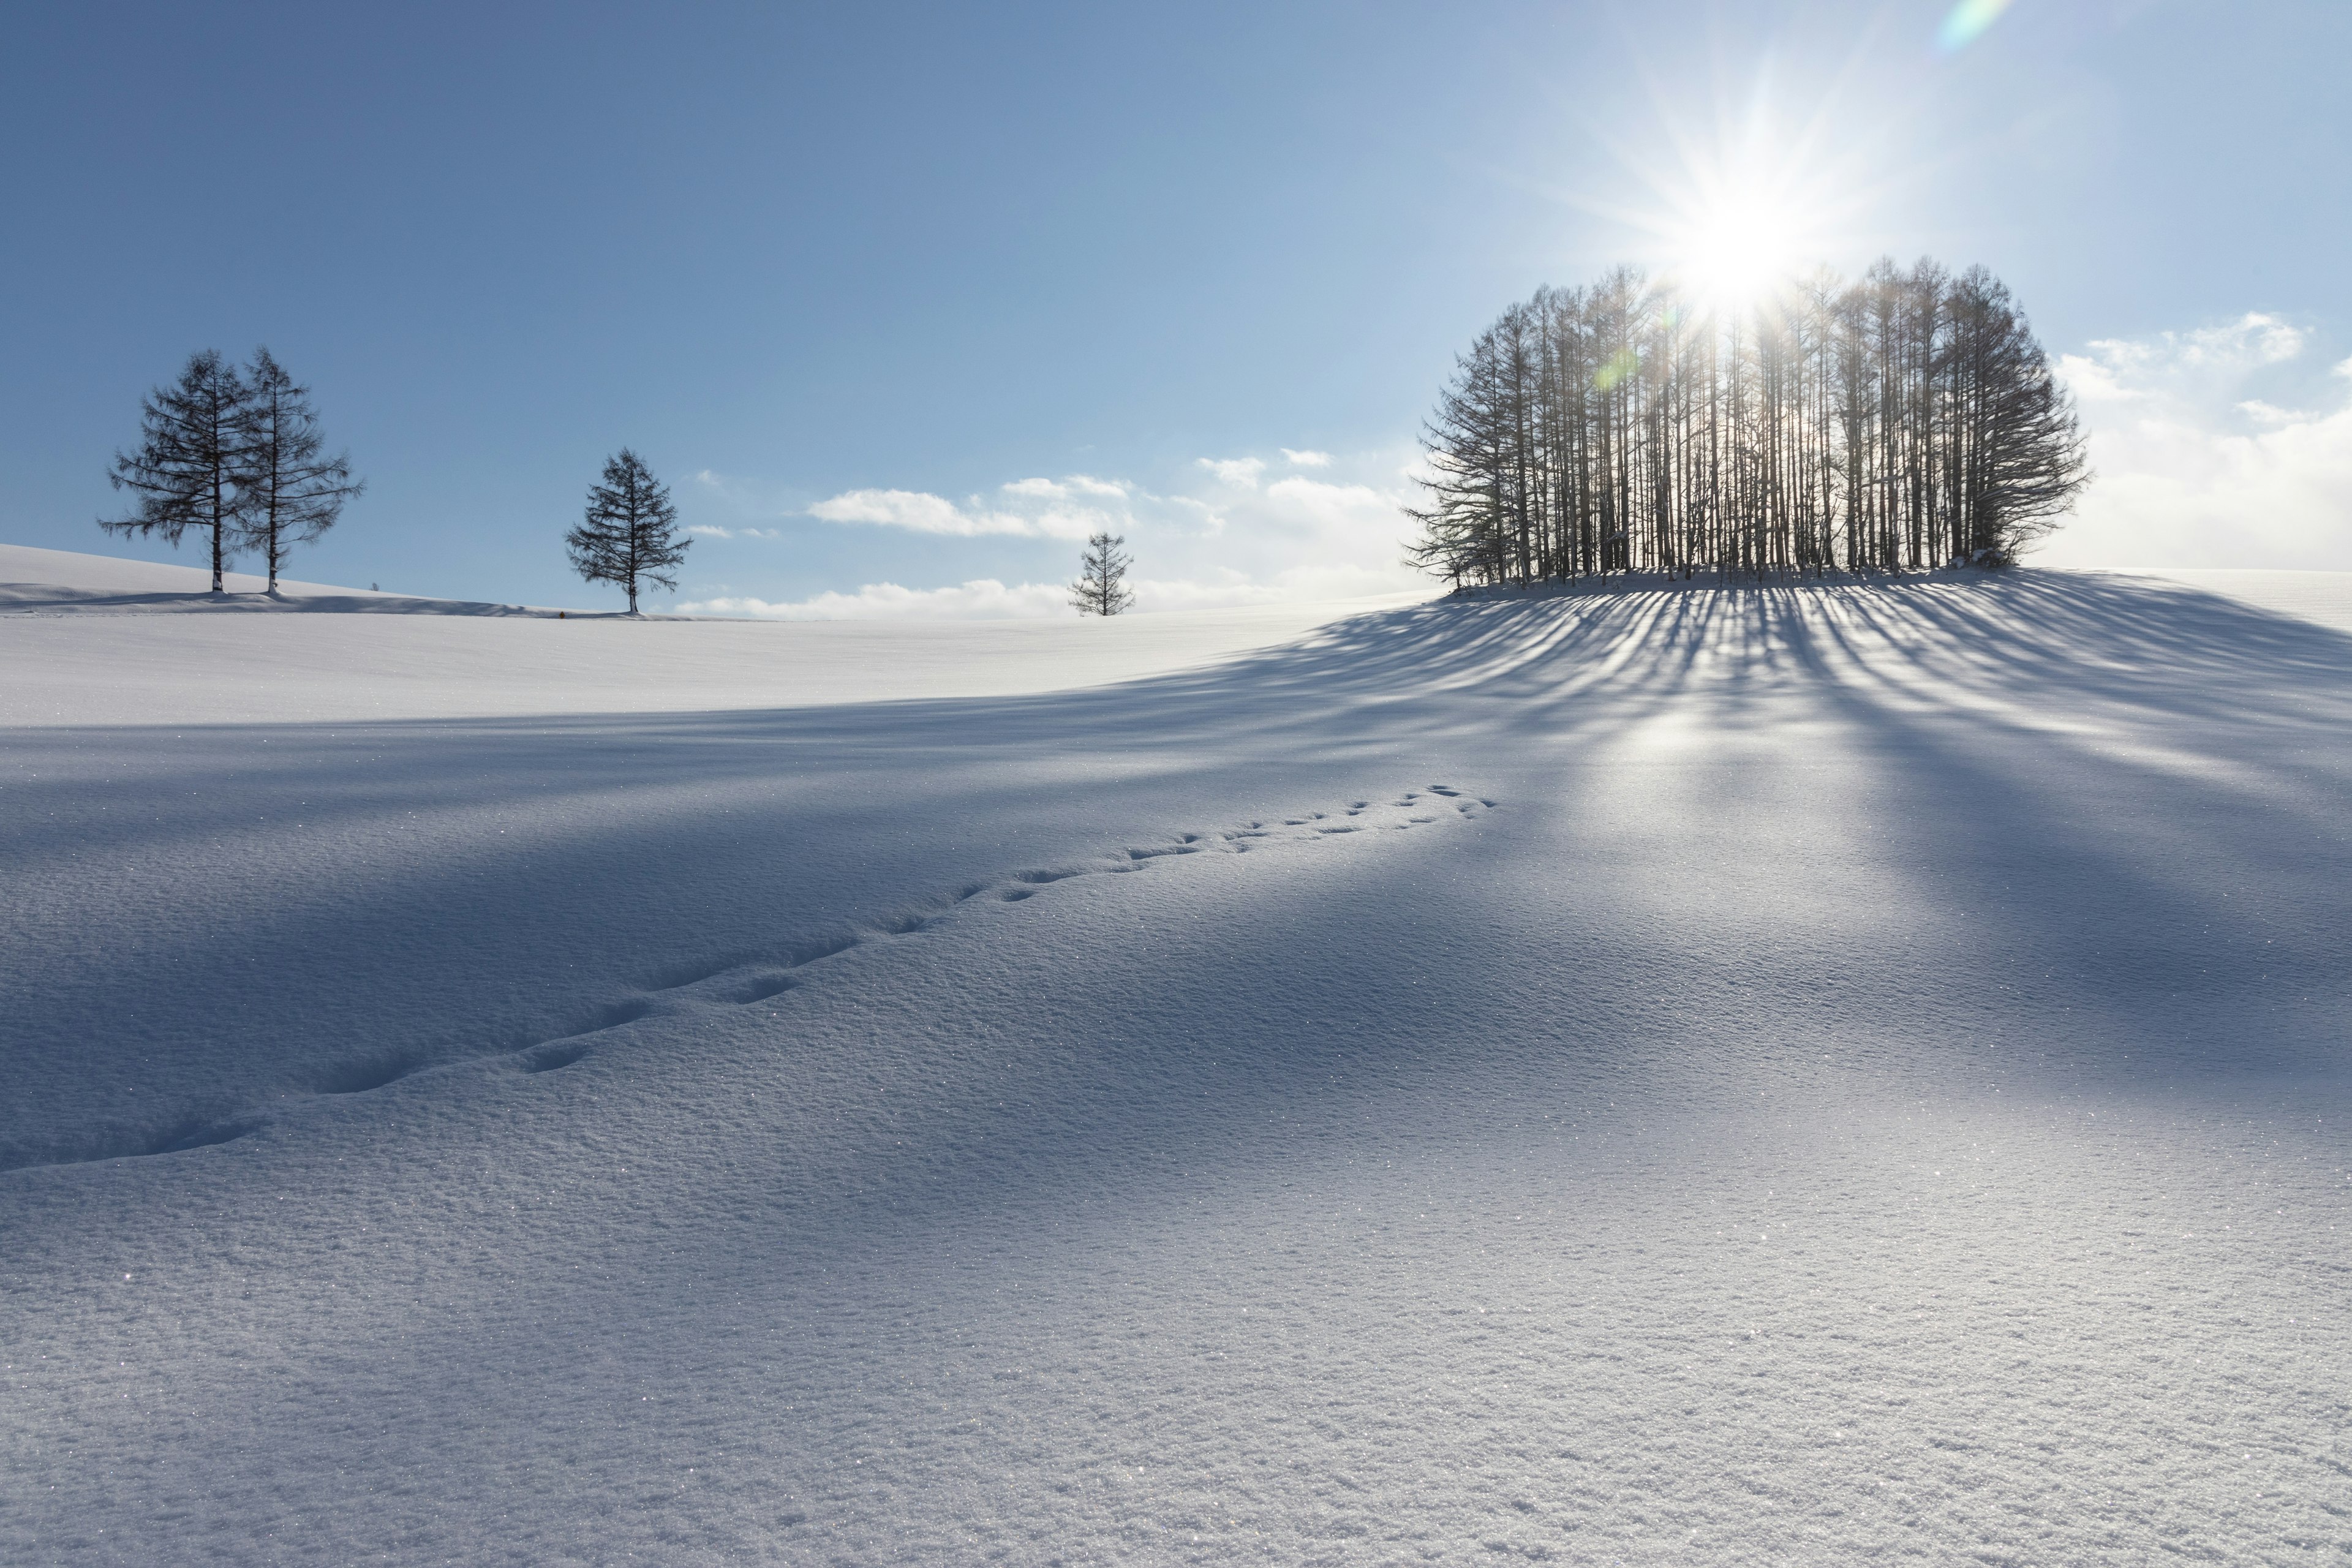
[{"xmin": 1407, "ymin": 259, "xmax": 2089, "ymax": 587}]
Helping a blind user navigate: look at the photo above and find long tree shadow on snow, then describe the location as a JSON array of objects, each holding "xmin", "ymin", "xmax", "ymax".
[
  {"xmin": 4, "ymin": 571, "xmax": 2348, "ymax": 1172},
  {"xmin": 12, "ymin": 571, "xmax": 2351, "ymax": 1550}
]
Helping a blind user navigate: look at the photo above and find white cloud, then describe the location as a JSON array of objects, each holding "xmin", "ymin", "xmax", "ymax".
[
  {"xmin": 1196, "ymin": 456, "xmax": 1267, "ymax": 489},
  {"xmin": 998, "ymin": 474, "xmax": 1128, "ymax": 503},
  {"xmin": 808, "ymin": 488, "xmax": 981, "ymax": 532},
  {"xmin": 756, "ymin": 447, "xmax": 1427, "ymax": 619},
  {"xmin": 1125, "ymin": 460, "xmax": 1422, "ymax": 608},
  {"xmin": 806, "ymin": 485, "xmax": 1107, "ymax": 540},
  {"xmin": 2098, "ymin": 313, "xmax": 2304, "ymax": 382},
  {"xmin": 677, "ymin": 579, "xmax": 1072, "ymax": 620},
  {"xmin": 1262, "ymin": 475, "xmax": 1390, "ymax": 527},
  {"xmin": 2041, "ymin": 314, "xmax": 2352, "ymax": 570},
  {"xmin": 687, "ymin": 524, "xmax": 779, "ymax": 540}
]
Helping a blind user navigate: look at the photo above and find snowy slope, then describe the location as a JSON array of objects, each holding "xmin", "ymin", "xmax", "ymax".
[
  {"xmin": 0, "ymin": 543, "xmax": 1428, "ymax": 723},
  {"xmin": 2103, "ymin": 565, "xmax": 2352, "ymax": 635},
  {"xmin": 0, "ymin": 541, "xmax": 535, "ymax": 612},
  {"xmin": 4, "ymin": 549, "xmax": 2350, "ymax": 1566}
]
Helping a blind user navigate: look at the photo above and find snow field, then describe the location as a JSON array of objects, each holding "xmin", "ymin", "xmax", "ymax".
[
  {"xmin": 0, "ymin": 543, "xmax": 1425, "ymax": 725},
  {"xmin": 4, "ymin": 549, "xmax": 2350, "ymax": 1564}
]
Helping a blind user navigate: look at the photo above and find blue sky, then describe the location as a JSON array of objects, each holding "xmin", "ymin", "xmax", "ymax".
[{"xmin": 3, "ymin": 1, "xmax": 2347, "ymax": 612}]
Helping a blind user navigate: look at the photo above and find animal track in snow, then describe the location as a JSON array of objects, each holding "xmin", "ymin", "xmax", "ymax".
[
  {"xmin": 518, "ymin": 1042, "xmax": 590, "ymax": 1074},
  {"xmin": 4, "ymin": 784, "xmax": 1494, "ymax": 1175},
  {"xmin": 550, "ymin": 997, "xmax": 655, "ymax": 1041},
  {"xmin": 155, "ymin": 1118, "xmax": 262, "ymax": 1153},
  {"xmin": 0, "ymin": 1115, "xmax": 265, "ymax": 1175},
  {"xmin": 317, "ymin": 1055, "xmax": 432, "ymax": 1095},
  {"xmin": 728, "ymin": 973, "xmax": 802, "ymax": 1006}
]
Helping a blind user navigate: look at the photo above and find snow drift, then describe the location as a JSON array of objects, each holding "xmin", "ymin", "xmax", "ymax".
[{"xmin": 3, "ymin": 546, "xmax": 2348, "ymax": 1564}]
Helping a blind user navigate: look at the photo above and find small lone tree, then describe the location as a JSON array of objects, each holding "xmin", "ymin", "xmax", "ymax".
[
  {"xmin": 567, "ymin": 449, "xmax": 688, "ymax": 615},
  {"xmin": 235, "ymin": 348, "xmax": 364, "ymax": 595},
  {"xmin": 102, "ymin": 350, "xmax": 250, "ymax": 593},
  {"xmin": 1069, "ymin": 529, "xmax": 1134, "ymax": 616}
]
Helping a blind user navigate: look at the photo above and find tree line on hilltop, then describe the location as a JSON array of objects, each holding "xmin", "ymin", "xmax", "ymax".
[
  {"xmin": 104, "ymin": 349, "xmax": 364, "ymax": 595},
  {"xmin": 102, "ymin": 352, "xmax": 1141, "ymax": 616},
  {"xmin": 113, "ymin": 261, "xmax": 2085, "ymax": 618},
  {"xmin": 102, "ymin": 348, "xmax": 701, "ymax": 612},
  {"xmin": 1408, "ymin": 258, "xmax": 2090, "ymax": 587}
]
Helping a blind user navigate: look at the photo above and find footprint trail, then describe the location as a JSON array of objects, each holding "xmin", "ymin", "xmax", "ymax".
[{"xmin": 2, "ymin": 784, "xmax": 1494, "ymax": 1174}]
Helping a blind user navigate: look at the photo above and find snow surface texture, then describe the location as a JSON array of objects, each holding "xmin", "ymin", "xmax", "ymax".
[{"xmin": 3, "ymin": 547, "xmax": 2349, "ymax": 1565}]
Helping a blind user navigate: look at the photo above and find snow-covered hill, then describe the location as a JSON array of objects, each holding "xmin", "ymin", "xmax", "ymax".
[
  {"xmin": 4, "ymin": 546, "xmax": 2348, "ymax": 1564},
  {"xmin": 0, "ymin": 544, "xmax": 1428, "ymax": 723},
  {"xmin": 0, "ymin": 541, "xmax": 549, "ymax": 614}
]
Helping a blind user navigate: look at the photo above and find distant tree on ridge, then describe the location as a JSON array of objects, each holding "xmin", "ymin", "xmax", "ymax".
[
  {"xmin": 1069, "ymin": 529, "xmax": 1135, "ymax": 616},
  {"xmin": 102, "ymin": 350, "xmax": 251, "ymax": 593},
  {"xmin": 235, "ymin": 348, "xmax": 364, "ymax": 595},
  {"xmin": 567, "ymin": 449, "xmax": 688, "ymax": 615}
]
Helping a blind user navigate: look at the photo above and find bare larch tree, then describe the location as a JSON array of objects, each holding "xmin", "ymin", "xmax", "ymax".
[
  {"xmin": 102, "ymin": 350, "xmax": 251, "ymax": 592},
  {"xmin": 236, "ymin": 348, "xmax": 364, "ymax": 595},
  {"xmin": 567, "ymin": 449, "xmax": 688, "ymax": 615},
  {"xmin": 1069, "ymin": 529, "xmax": 1135, "ymax": 616}
]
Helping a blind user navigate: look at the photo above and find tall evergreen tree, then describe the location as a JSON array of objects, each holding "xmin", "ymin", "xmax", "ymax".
[
  {"xmin": 567, "ymin": 449, "xmax": 688, "ymax": 615},
  {"xmin": 1069, "ymin": 529, "xmax": 1135, "ymax": 616},
  {"xmin": 235, "ymin": 348, "xmax": 364, "ymax": 595},
  {"xmin": 102, "ymin": 350, "xmax": 250, "ymax": 593}
]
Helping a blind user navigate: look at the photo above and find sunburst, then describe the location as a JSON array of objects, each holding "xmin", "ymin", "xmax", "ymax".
[{"xmin": 1567, "ymin": 43, "xmax": 1910, "ymax": 319}]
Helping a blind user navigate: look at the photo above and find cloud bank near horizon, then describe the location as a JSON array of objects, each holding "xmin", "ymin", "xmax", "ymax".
[
  {"xmin": 680, "ymin": 448, "xmax": 1424, "ymax": 619},
  {"xmin": 2043, "ymin": 313, "xmax": 2352, "ymax": 571},
  {"xmin": 805, "ymin": 478, "xmax": 1135, "ymax": 541}
]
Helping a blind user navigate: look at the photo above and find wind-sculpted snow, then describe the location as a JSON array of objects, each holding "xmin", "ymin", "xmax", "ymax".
[{"xmin": 2, "ymin": 561, "xmax": 2349, "ymax": 1566}]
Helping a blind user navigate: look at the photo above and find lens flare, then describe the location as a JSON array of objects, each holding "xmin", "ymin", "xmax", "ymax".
[
  {"xmin": 1593, "ymin": 347, "xmax": 1642, "ymax": 391},
  {"xmin": 1937, "ymin": 0, "xmax": 2015, "ymax": 53}
]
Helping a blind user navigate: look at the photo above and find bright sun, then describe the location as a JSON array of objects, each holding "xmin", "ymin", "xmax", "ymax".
[
  {"xmin": 1673, "ymin": 193, "xmax": 1807, "ymax": 314},
  {"xmin": 1590, "ymin": 77, "xmax": 1872, "ymax": 320}
]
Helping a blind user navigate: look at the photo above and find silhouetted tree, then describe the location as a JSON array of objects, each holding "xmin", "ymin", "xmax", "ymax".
[
  {"xmin": 235, "ymin": 348, "xmax": 364, "ymax": 595},
  {"xmin": 102, "ymin": 350, "xmax": 250, "ymax": 593},
  {"xmin": 1408, "ymin": 258, "xmax": 2089, "ymax": 586},
  {"xmin": 567, "ymin": 449, "xmax": 688, "ymax": 615},
  {"xmin": 1069, "ymin": 529, "xmax": 1134, "ymax": 616}
]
